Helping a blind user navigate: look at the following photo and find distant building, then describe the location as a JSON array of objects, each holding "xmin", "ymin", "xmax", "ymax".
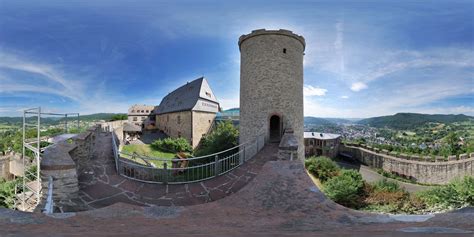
[
  {"xmin": 155, "ymin": 77, "xmax": 219, "ymax": 148},
  {"xmin": 127, "ymin": 104, "xmax": 156, "ymax": 130},
  {"xmin": 304, "ymin": 132, "xmax": 341, "ymax": 158}
]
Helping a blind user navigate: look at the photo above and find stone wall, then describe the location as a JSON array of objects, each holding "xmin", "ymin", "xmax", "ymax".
[
  {"xmin": 100, "ymin": 120, "xmax": 126, "ymax": 145},
  {"xmin": 239, "ymin": 29, "xmax": 305, "ymax": 160},
  {"xmin": 278, "ymin": 129, "xmax": 299, "ymax": 161},
  {"xmin": 156, "ymin": 111, "xmax": 194, "ymax": 147},
  {"xmin": 8, "ymin": 153, "xmax": 24, "ymax": 177},
  {"xmin": 192, "ymin": 111, "xmax": 215, "ymax": 147},
  {"xmin": 40, "ymin": 125, "xmax": 101, "ymax": 210},
  {"xmin": 0, "ymin": 155, "xmax": 10, "ymax": 179},
  {"xmin": 339, "ymin": 144, "xmax": 474, "ymax": 184}
]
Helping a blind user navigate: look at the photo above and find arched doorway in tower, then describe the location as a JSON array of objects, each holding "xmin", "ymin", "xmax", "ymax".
[{"xmin": 269, "ymin": 115, "xmax": 281, "ymax": 143}]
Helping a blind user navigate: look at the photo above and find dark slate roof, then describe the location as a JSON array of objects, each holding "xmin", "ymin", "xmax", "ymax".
[
  {"xmin": 155, "ymin": 77, "xmax": 219, "ymax": 115},
  {"xmin": 123, "ymin": 123, "xmax": 141, "ymax": 132}
]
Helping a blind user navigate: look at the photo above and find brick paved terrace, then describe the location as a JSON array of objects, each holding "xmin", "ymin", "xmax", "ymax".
[{"xmin": 63, "ymin": 132, "xmax": 277, "ymax": 212}]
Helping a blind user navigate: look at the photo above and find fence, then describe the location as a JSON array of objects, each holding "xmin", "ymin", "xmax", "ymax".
[{"xmin": 111, "ymin": 131, "xmax": 265, "ymax": 184}]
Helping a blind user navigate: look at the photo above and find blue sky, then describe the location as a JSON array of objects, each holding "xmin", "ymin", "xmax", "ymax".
[{"xmin": 0, "ymin": 0, "xmax": 473, "ymax": 118}]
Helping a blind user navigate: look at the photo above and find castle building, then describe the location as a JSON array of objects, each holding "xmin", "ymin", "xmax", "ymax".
[
  {"xmin": 155, "ymin": 77, "xmax": 219, "ymax": 148},
  {"xmin": 304, "ymin": 132, "xmax": 341, "ymax": 158},
  {"xmin": 127, "ymin": 104, "xmax": 156, "ymax": 130},
  {"xmin": 238, "ymin": 29, "xmax": 305, "ymax": 160}
]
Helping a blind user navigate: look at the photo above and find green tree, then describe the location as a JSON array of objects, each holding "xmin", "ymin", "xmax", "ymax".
[
  {"xmin": 305, "ymin": 156, "xmax": 340, "ymax": 182},
  {"xmin": 194, "ymin": 121, "xmax": 239, "ymax": 156},
  {"xmin": 323, "ymin": 169, "xmax": 365, "ymax": 208},
  {"xmin": 445, "ymin": 132, "xmax": 459, "ymax": 153}
]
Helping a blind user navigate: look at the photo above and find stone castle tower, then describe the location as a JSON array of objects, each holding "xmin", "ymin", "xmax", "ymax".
[{"xmin": 238, "ymin": 29, "xmax": 305, "ymax": 160}]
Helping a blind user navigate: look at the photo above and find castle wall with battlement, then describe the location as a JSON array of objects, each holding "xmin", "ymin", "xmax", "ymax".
[{"xmin": 340, "ymin": 144, "xmax": 474, "ymax": 184}]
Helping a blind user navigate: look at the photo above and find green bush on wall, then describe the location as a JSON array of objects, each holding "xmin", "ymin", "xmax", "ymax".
[
  {"xmin": 194, "ymin": 121, "xmax": 239, "ymax": 157},
  {"xmin": 151, "ymin": 137, "xmax": 192, "ymax": 153},
  {"xmin": 304, "ymin": 156, "xmax": 340, "ymax": 182},
  {"xmin": 417, "ymin": 176, "xmax": 474, "ymax": 211},
  {"xmin": 323, "ymin": 169, "xmax": 365, "ymax": 208}
]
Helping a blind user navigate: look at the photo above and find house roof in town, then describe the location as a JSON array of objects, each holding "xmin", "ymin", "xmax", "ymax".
[
  {"xmin": 123, "ymin": 122, "xmax": 141, "ymax": 132},
  {"xmin": 127, "ymin": 104, "xmax": 156, "ymax": 114},
  {"xmin": 155, "ymin": 77, "xmax": 219, "ymax": 115},
  {"xmin": 304, "ymin": 132, "xmax": 341, "ymax": 140}
]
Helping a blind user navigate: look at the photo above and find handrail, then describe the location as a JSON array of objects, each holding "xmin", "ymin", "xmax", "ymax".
[
  {"xmin": 42, "ymin": 176, "xmax": 54, "ymax": 214},
  {"xmin": 118, "ymin": 134, "xmax": 260, "ymax": 162},
  {"xmin": 111, "ymin": 129, "xmax": 266, "ymax": 184}
]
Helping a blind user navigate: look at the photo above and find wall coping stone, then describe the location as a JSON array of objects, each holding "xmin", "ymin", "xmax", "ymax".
[
  {"xmin": 279, "ymin": 129, "xmax": 298, "ymax": 151},
  {"xmin": 344, "ymin": 145, "xmax": 474, "ymax": 165},
  {"xmin": 41, "ymin": 142, "xmax": 77, "ymax": 170}
]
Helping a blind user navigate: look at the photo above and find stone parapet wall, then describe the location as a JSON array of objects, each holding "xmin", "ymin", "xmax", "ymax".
[
  {"xmin": 100, "ymin": 120, "xmax": 126, "ymax": 145},
  {"xmin": 39, "ymin": 124, "xmax": 102, "ymax": 210},
  {"xmin": 278, "ymin": 129, "xmax": 299, "ymax": 161},
  {"xmin": 0, "ymin": 155, "xmax": 10, "ymax": 179},
  {"xmin": 8, "ymin": 153, "xmax": 24, "ymax": 177},
  {"xmin": 339, "ymin": 145, "xmax": 474, "ymax": 184}
]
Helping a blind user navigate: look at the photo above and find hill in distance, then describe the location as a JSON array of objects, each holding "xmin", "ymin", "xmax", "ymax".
[
  {"xmin": 304, "ymin": 117, "xmax": 355, "ymax": 125},
  {"xmin": 0, "ymin": 113, "xmax": 127, "ymax": 126},
  {"xmin": 356, "ymin": 113, "xmax": 473, "ymax": 130}
]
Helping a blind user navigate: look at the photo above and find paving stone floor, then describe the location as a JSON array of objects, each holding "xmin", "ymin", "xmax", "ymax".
[{"xmin": 67, "ymin": 132, "xmax": 277, "ymax": 211}]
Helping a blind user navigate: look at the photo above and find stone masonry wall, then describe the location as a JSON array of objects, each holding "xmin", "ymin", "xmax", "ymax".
[
  {"xmin": 0, "ymin": 155, "xmax": 9, "ymax": 179},
  {"xmin": 239, "ymin": 29, "xmax": 305, "ymax": 160},
  {"xmin": 40, "ymin": 125, "xmax": 101, "ymax": 210},
  {"xmin": 192, "ymin": 111, "xmax": 216, "ymax": 148},
  {"xmin": 156, "ymin": 111, "xmax": 193, "ymax": 146},
  {"xmin": 339, "ymin": 145, "xmax": 474, "ymax": 184}
]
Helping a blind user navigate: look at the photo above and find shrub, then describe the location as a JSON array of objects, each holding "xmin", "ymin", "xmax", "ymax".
[
  {"xmin": 0, "ymin": 178, "xmax": 21, "ymax": 209},
  {"xmin": 194, "ymin": 121, "xmax": 239, "ymax": 156},
  {"xmin": 417, "ymin": 176, "xmax": 474, "ymax": 211},
  {"xmin": 323, "ymin": 169, "xmax": 365, "ymax": 208},
  {"xmin": 372, "ymin": 179, "xmax": 401, "ymax": 193},
  {"xmin": 304, "ymin": 156, "xmax": 340, "ymax": 182},
  {"xmin": 151, "ymin": 137, "xmax": 192, "ymax": 153}
]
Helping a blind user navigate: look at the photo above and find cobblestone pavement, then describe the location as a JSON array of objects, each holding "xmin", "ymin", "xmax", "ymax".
[{"xmin": 67, "ymin": 132, "xmax": 277, "ymax": 211}]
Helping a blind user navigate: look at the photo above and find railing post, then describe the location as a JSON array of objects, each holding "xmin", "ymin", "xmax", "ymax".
[
  {"xmin": 214, "ymin": 155, "xmax": 219, "ymax": 177},
  {"xmin": 257, "ymin": 136, "xmax": 259, "ymax": 151},
  {"xmin": 163, "ymin": 162, "xmax": 168, "ymax": 184},
  {"xmin": 241, "ymin": 146, "xmax": 246, "ymax": 165}
]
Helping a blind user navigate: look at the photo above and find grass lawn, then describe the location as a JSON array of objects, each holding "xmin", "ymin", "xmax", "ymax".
[{"xmin": 121, "ymin": 144, "xmax": 176, "ymax": 168}]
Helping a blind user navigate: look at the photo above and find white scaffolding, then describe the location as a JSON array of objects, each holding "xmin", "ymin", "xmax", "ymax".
[{"xmin": 17, "ymin": 107, "xmax": 79, "ymax": 212}]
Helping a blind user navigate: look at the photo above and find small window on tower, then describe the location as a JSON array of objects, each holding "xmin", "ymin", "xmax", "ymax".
[{"xmin": 283, "ymin": 48, "xmax": 287, "ymax": 54}]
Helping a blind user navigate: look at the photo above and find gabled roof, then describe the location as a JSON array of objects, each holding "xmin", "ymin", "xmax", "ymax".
[
  {"xmin": 155, "ymin": 77, "xmax": 219, "ymax": 115},
  {"xmin": 123, "ymin": 123, "xmax": 141, "ymax": 132}
]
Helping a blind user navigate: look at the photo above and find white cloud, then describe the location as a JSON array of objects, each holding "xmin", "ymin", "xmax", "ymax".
[
  {"xmin": 303, "ymin": 85, "xmax": 327, "ymax": 96},
  {"xmin": 341, "ymin": 95, "xmax": 349, "ymax": 99},
  {"xmin": 350, "ymin": 82, "xmax": 368, "ymax": 92},
  {"xmin": 0, "ymin": 53, "xmax": 85, "ymax": 101}
]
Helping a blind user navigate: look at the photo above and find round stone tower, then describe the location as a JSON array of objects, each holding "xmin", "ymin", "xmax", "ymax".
[{"xmin": 238, "ymin": 29, "xmax": 305, "ymax": 160}]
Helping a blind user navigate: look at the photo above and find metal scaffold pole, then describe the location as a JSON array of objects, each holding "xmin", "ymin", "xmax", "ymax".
[
  {"xmin": 21, "ymin": 110, "xmax": 26, "ymax": 211},
  {"xmin": 36, "ymin": 107, "xmax": 41, "ymax": 204}
]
